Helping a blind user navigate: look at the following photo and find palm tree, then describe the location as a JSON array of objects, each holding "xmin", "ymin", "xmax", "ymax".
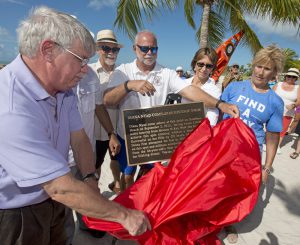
[
  {"xmin": 283, "ymin": 48, "xmax": 300, "ymax": 71},
  {"xmin": 114, "ymin": 0, "xmax": 300, "ymax": 54}
]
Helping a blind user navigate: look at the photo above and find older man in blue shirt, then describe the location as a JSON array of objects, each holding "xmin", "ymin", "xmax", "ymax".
[{"xmin": 0, "ymin": 6, "xmax": 150, "ymax": 245}]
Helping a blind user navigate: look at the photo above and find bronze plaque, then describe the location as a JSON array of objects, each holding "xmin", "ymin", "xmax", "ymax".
[{"xmin": 123, "ymin": 102, "xmax": 205, "ymax": 166}]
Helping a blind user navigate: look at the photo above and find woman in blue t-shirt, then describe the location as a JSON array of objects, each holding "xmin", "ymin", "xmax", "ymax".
[
  {"xmin": 221, "ymin": 45, "xmax": 284, "ymax": 184},
  {"xmin": 221, "ymin": 44, "xmax": 285, "ymax": 244}
]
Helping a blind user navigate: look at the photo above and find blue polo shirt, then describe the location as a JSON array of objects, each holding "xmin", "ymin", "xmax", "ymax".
[{"xmin": 0, "ymin": 55, "xmax": 83, "ymax": 208}]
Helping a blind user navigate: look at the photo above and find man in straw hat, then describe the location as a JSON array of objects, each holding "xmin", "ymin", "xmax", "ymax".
[
  {"xmin": 73, "ymin": 29, "xmax": 124, "ymax": 238},
  {"xmin": 89, "ymin": 29, "xmax": 124, "ymax": 194}
]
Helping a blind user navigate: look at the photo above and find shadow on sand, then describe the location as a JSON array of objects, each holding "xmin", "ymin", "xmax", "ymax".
[{"xmin": 232, "ymin": 174, "xmax": 300, "ymax": 244}]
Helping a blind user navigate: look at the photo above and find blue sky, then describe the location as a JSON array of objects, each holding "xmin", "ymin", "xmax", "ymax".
[{"xmin": 0, "ymin": 0, "xmax": 299, "ymax": 72}]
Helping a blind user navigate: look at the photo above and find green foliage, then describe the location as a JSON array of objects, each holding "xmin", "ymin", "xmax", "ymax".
[
  {"xmin": 283, "ymin": 48, "xmax": 300, "ymax": 71},
  {"xmin": 114, "ymin": 0, "xmax": 300, "ymax": 54}
]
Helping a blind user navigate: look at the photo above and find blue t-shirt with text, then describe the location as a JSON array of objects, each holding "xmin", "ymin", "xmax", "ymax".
[{"xmin": 221, "ymin": 80, "xmax": 283, "ymax": 147}]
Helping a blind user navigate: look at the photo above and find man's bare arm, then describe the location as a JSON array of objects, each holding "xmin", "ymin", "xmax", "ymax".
[
  {"xmin": 103, "ymin": 80, "xmax": 156, "ymax": 106},
  {"xmin": 70, "ymin": 129, "xmax": 95, "ymax": 175},
  {"xmin": 95, "ymin": 104, "xmax": 120, "ymax": 155},
  {"xmin": 42, "ymin": 173, "xmax": 151, "ymax": 236}
]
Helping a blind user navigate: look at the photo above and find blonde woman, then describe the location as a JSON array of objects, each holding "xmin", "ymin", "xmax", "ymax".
[{"xmin": 221, "ymin": 45, "xmax": 285, "ymax": 243}]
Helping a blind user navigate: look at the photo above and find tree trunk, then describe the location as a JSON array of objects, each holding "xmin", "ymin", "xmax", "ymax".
[{"xmin": 199, "ymin": 3, "xmax": 211, "ymax": 48}]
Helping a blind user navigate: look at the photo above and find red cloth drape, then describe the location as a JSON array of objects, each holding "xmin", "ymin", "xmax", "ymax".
[{"xmin": 83, "ymin": 118, "xmax": 261, "ymax": 244}]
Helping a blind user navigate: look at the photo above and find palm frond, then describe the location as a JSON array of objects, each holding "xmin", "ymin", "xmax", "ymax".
[
  {"xmin": 226, "ymin": 1, "xmax": 262, "ymax": 54},
  {"xmin": 243, "ymin": 0, "xmax": 300, "ymax": 27},
  {"xmin": 114, "ymin": 0, "xmax": 144, "ymax": 40},
  {"xmin": 184, "ymin": 0, "xmax": 196, "ymax": 29},
  {"xmin": 283, "ymin": 48, "xmax": 300, "ymax": 71},
  {"xmin": 114, "ymin": 0, "xmax": 179, "ymax": 40}
]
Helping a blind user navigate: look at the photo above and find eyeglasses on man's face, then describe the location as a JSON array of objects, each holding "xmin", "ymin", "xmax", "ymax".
[
  {"xmin": 232, "ymin": 65, "xmax": 239, "ymax": 69},
  {"xmin": 136, "ymin": 45, "xmax": 158, "ymax": 54},
  {"xmin": 196, "ymin": 62, "xmax": 214, "ymax": 69},
  {"xmin": 100, "ymin": 45, "xmax": 120, "ymax": 54},
  {"xmin": 55, "ymin": 42, "xmax": 89, "ymax": 67}
]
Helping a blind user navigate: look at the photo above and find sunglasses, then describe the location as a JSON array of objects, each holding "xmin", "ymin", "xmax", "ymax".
[
  {"xmin": 196, "ymin": 62, "xmax": 214, "ymax": 69},
  {"xmin": 100, "ymin": 45, "xmax": 120, "ymax": 53},
  {"xmin": 286, "ymin": 75, "xmax": 298, "ymax": 79},
  {"xmin": 232, "ymin": 65, "xmax": 239, "ymax": 68},
  {"xmin": 136, "ymin": 45, "xmax": 158, "ymax": 54}
]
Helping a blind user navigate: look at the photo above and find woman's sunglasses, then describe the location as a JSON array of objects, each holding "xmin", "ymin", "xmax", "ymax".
[
  {"xmin": 286, "ymin": 75, "xmax": 298, "ymax": 79},
  {"xmin": 100, "ymin": 46, "xmax": 120, "ymax": 53},
  {"xmin": 196, "ymin": 62, "xmax": 214, "ymax": 69},
  {"xmin": 136, "ymin": 45, "xmax": 158, "ymax": 54}
]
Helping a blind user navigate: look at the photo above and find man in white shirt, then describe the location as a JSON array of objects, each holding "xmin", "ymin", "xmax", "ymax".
[
  {"xmin": 103, "ymin": 30, "xmax": 239, "ymax": 189},
  {"xmin": 89, "ymin": 29, "xmax": 123, "ymax": 194}
]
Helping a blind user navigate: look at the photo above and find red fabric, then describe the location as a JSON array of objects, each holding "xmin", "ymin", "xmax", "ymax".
[{"xmin": 83, "ymin": 118, "xmax": 261, "ymax": 244}]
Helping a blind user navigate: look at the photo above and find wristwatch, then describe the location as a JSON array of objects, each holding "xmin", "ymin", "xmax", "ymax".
[
  {"xmin": 216, "ymin": 99, "xmax": 225, "ymax": 109},
  {"xmin": 82, "ymin": 172, "xmax": 99, "ymax": 182}
]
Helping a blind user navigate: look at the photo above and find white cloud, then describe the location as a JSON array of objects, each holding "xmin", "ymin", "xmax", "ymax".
[
  {"xmin": 0, "ymin": 0, "xmax": 25, "ymax": 5},
  {"xmin": 0, "ymin": 26, "xmax": 18, "ymax": 62},
  {"xmin": 88, "ymin": 0, "xmax": 118, "ymax": 10},
  {"xmin": 245, "ymin": 15, "xmax": 300, "ymax": 41},
  {"xmin": 0, "ymin": 27, "xmax": 9, "ymax": 37}
]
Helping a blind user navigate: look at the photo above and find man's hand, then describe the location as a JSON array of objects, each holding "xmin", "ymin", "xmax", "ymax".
[
  {"xmin": 121, "ymin": 209, "xmax": 152, "ymax": 236},
  {"xmin": 109, "ymin": 133, "xmax": 121, "ymax": 156},
  {"xmin": 219, "ymin": 102, "xmax": 240, "ymax": 118},
  {"xmin": 127, "ymin": 80, "xmax": 156, "ymax": 96}
]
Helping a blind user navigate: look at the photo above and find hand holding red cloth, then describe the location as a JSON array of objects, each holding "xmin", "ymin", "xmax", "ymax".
[{"xmin": 83, "ymin": 118, "xmax": 261, "ymax": 244}]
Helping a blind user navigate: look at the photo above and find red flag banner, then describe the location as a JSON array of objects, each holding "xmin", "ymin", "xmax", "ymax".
[
  {"xmin": 211, "ymin": 31, "xmax": 244, "ymax": 82},
  {"xmin": 83, "ymin": 118, "xmax": 261, "ymax": 245}
]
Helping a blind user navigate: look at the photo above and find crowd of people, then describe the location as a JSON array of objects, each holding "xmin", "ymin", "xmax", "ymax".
[{"xmin": 0, "ymin": 5, "xmax": 299, "ymax": 245}]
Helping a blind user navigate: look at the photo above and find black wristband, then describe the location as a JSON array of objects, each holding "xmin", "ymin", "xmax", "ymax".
[
  {"xmin": 82, "ymin": 172, "xmax": 99, "ymax": 182},
  {"xmin": 124, "ymin": 80, "xmax": 132, "ymax": 93},
  {"xmin": 216, "ymin": 99, "xmax": 225, "ymax": 109}
]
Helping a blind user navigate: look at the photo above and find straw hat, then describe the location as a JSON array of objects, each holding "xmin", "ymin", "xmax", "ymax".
[
  {"xmin": 96, "ymin": 29, "xmax": 123, "ymax": 48},
  {"xmin": 286, "ymin": 68, "xmax": 299, "ymax": 78}
]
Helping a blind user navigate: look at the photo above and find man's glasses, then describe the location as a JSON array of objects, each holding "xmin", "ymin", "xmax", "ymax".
[
  {"xmin": 55, "ymin": 42, "xmax": 89, "ymax": 67},
  {"xmin": 232, "ymin": 65, "xmax": 239, "ymax": 69},
  {"xmin": 100, "ymin": 45, "xmax": 120, "ymax": 53},
  {"xmin": 286, "ymin": 75, "xmax": 298, "ymax": 79},
  {"xmin": 136, "ymin": 45, "xmax": 158, "ymax": 54},
  {"xmin": 196, "ymin": 62, "xmax": 214, "ymax": 69}
]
